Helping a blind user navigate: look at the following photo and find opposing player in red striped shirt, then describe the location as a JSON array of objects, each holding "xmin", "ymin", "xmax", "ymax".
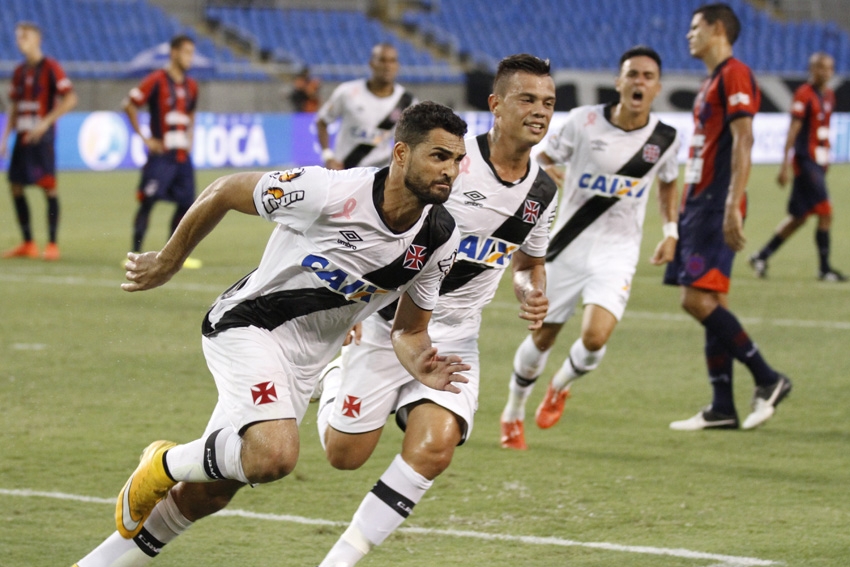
[
  {"xmin": 1, "ymin": 21, "xmax": 77, "ymax": 260},
  {"xmin": 750, "ymin": 52, "xmax": 845, "ymax": 281}
]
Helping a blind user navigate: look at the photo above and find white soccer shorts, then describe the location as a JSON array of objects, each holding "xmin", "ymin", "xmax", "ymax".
[
  {"xmin": 544, "ymin": 249, "xmax": 636, "ymax": 324},
  {"xmin": 328, "ymin": 314, "xmax": 480, "ymax": 444},
  {"xmin": 202, "ymin": 326, "xmax": 316, "ymax": 433}
]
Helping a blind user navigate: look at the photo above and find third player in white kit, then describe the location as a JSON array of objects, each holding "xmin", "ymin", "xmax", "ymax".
[
  {"xmin": 501, "ymin": 46, "xmax": 681, "ymax": 449},
  {"xmin": 316, "ymin": 54, "xmax": 558, "ymax": 567}
]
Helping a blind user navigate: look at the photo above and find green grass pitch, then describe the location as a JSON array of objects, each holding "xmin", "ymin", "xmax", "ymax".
[{"xmin": 1, "ymin": 164, "xmax": 849, "ymax": 566}]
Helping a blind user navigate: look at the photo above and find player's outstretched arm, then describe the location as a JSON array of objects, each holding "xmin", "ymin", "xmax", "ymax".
[
  {"xmin": 511, "ymin": 250, "xmax": 548, "ymax": 330},
  {"xmin": 650, "ymin": 178, "xmax": 679, "ymax": 265},
  {"xmin": 391, "ymin": 292, "xmax": 470, "ymax": 393},
  {"xmin": 122, "ymin": 172, "xmax": 263, "ymax": 292}
]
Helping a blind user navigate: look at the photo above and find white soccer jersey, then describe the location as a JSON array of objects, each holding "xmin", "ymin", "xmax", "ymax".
[
  {"xmin": 434, "ymin": 133, "xmax": 558, "ymax": 324},
  {"xmin": 316, "ymin": 79, "xmax": 416, "ymax": 168},
  {"xmin": 203, "ymin": 166, "xmax": 459, "ymax": 377},
  {"xmin": 544, "ymin": 103, "xmax": 679, "ymax": 266}
]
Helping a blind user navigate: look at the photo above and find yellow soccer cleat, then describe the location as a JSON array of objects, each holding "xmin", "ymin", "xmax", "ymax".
[
  {"xmin": 182, "ymin": 257, "xmax": 203, "ymax": 269},
  {"xmin": 116, "ymin": 440, "xmax": 177, "ymax": 539}
]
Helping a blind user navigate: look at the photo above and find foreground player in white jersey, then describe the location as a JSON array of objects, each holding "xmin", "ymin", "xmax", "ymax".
[
  {"xmin": 316, "ymin": 43, "xmax": 416, "ymax": 169},
  {"xmin": 315, "ymin": 54, "xmax": 557, "ymax": 567},
  {"xmin": 500, "ymin": 46, "xmax": 681, "ymax": 449},
  {"xmin": 73, "ymin": 102, "xmax": 469, "ymax": 567}
]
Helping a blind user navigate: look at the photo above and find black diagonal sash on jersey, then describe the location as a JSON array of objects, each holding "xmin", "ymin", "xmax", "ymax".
[
  {"xmin": 546, "ymin": 120, "xmax": 677, "ymax": 262},
  {"xmin": 438, "ymin": 169, "xmax": 558, "ymax": 296},
  {"xmin": 342, "ymin": 91, "xmax": 415, "ymax": 169}
]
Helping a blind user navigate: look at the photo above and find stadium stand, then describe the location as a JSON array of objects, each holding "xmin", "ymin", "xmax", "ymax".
[
  {"xmin": 204, "ymin": 6, "xmax": 462, "ymax": 83},
  {"xmin": 401, "ymin": 0, "xmax": 850, "ymax": 74},
  {"xmin": 0, "ymin": 0, "xmax": 267, "ymax": 80}
]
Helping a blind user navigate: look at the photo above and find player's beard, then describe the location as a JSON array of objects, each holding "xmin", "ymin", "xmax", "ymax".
[{"xmin": 404, "ymin": 170, "xmax": 451, "ymax": 205}]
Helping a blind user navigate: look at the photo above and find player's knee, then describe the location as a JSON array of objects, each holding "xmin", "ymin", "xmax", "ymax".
[
  {"xmin": 246, "ymin": 449, "xmax": 298, "ymax": 483},
  {"xmin": 581, "ymin": 330, "xmax": 608, "ymax": 352},
  {"xmin": 241, "ymin": 426, "xmax": 300, "ymax": 483},
  {"xmin": 532, "ymin": 324, "xmax": 561, "ymax": 351},
  {"xmin": 325, "ymin": 441, "xmax": 369, "ymax": 471},
  {"xmin": 406, "ymin": 440, "xmax": 455, "ymax": 480}
]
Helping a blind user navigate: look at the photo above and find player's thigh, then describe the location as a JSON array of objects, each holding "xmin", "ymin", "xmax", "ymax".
[
  {"xmin": 543, "ymin": 257, "xmax": 588, "ymax": 325},
  {"xmin": 167, "ymin": 161, "xmax": 197, "ymax": 205},
  {"xmin": 580, "ymin": 263, "xmax": 635, "ymax": 323}
]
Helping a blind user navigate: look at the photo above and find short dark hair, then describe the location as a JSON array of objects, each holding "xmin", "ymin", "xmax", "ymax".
[
  {"xmin": 493, "ymin": 54, "xmax": 551, "ymax": 95},
  {"xmin": 394, "ymin": 101, "xmax": 468, "ymax": 148},
  {"xmin": 170, "ymin": 34, "xmax": 195, "ymax": 50},
  {"xmin": 619, "ymin": 45, "xmax": 662, "ymax": 76},
  {"xmin": 694, "ymin": 3, "xmax": 741, "ymax": 45}
]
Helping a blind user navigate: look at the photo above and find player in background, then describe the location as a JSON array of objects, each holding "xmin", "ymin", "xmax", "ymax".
[
  {"xmin": 749, "ymin": 52, "xmax": 845, "ymax": 281},
  {"xmin": 499, "ymin": 46, "xmax": 680, "ymax": 449},
  {"xmin": 124, "ymin": 35, "xmax": 202, "ymax": 269},
  {"xmin": 73, "ymin": 102, "xmax": 468, "ymax": 567},
  {"xmin": 316, "ymin": 43, "xmax": 416, "ymax": 169},
  {"xmin": 315, "ymin": 54, "xmax": 556, "ymax": 566},
  {"xmin": 1, "ymin": 21, "xmax": 77, "ymax": 260},
  {"xmin": 666, "ymin": 3, "xmax": 792, "ymax": 432}
]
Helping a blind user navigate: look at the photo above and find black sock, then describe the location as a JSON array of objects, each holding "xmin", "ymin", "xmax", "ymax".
[
  {"xmin": 705, "ymin": 329, "xmax": 735, "ymax": 414},
  {"xmin": 133, "ymin": 198, "xmax": 156, "ymax": 252},
  {"xmin": 47, "ymin": 195, "xmax": 59, "ymax": 243},
  {"xmin": 12, "ymin": 195, "xmax": 32, "ymax": 242},
  {"xmin": 816, "ymin": 229, "xmax": 830, "ymax": 273},
  {"xmin": 700, "ymin": 306, "xmax": 778, "ymax": 387},
  {"xmin": 758, "ymin": 234, "xmax": 785, "ymax": 260}
]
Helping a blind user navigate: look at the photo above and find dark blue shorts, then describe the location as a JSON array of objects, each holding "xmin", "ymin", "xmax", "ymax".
[
  {"xmin": 788, "ymin": 159, "xmax": 830, "ymax": 218},
  {"xmin": 663, "ymin": 206, "xmax": 735, "ymax": 294},
  {"xmin": 8, "ymin": 135, "xmax": 56, "ymax": 189},
  {"xmin": 138, "ymin": 152, "xmax": 196, "ymax": 206}
]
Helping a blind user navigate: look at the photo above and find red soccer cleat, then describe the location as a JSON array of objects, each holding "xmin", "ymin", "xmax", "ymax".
[
  {"xmin": 500, "ymin": 418, "xmax": 527, "ymax": 450},
  {"xmin": 42, "ymin": 242, "xmax": 61, "ymax": 261},
  {"xmin": 2, "ymin": 241, "xmax": 39, "ymax": 259},
  {"xmin": 535, "ymin": 382, "xmax": 571, "ymax": 429}
]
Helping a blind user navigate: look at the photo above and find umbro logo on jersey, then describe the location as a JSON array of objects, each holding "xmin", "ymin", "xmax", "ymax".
[
  {"xmin": 337, "ymin": 230, "xmax": 362, "ymax": 250},
  {"xmin": 522, "ymin": 200, "xmax": 541, "ymax": 224},
  {"xmin": 251, "ymin": 382, "xmax": 278, "ymax": 405},
  {"xmin": 591, "ymin": 139, "xmax": 607, "ymax": 151},
  {"xmin": 642, "ymin": 144, "xmax": 661, "ymax": 164},
  {"xmin": 403, "ymin": 244, "xmax": 427, "ymax": 270},
  {"xmin": 463, "ymin": 190, "xmax": 487, "ymax": 208}
]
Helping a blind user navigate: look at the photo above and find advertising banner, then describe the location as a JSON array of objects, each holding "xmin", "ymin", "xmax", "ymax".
[{"xmin": 1, "ymin": 111, "xmax": 848, "ymax": 171}]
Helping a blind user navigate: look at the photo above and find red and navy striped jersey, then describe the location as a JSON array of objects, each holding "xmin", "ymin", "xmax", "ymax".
[
  {"xmin": 790, "ymin": 83, "xmax": 833, "ymax": 171},
  {"xmin": 684, "ymin": 57, "xmax": 760, "ymax": 210},
  {"xmin": 8, "ymin": 57, "xmax": 73, "ymax": 136},
  {"xmin": 129, "ymin": 69, "xmax": 198, "ymax": 162}
]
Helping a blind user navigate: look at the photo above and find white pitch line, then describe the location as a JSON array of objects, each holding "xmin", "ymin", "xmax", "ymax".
[{"xmin": 0, "ymin": 488, "xmax": 780, "ymax": 566}]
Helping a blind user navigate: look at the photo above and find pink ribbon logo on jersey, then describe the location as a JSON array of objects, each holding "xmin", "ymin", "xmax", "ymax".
[
  {"xmin": 331, "ymin": 198, "xmax": 357, "ymax": 219},
  {"xmin": 403, "ymin": 244, "xmax": 427, "ymax": 270},
  {"xmin": 251, "ymin": 382, "xmax": 278, "ymax": 405},
  {"xmin": 522, "ymin": 200, "xmax": 541, "ymax": 224}
]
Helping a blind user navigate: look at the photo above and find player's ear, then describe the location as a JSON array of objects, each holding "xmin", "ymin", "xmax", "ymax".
[
  {"xmin": 488, "ymin": 93, "xmax": 499, "ymax": 115},
  {"xmin": 392, "ymin": 141, "xmax": 409, "ymax": 167}
]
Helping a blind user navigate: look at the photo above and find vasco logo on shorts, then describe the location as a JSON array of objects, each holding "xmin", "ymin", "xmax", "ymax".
[{"xmin": 302, "ymin": 254, "xmax": 390, "ymax": 303}]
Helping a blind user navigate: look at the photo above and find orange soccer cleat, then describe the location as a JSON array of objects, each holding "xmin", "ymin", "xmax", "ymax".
[
  {"xmin": 535, "ymin": 382, "xmax": 571, "ymax": 429},
  {"xmin": 500, "ymin": 418, "xmax": 527, "ymax": 450},
  {"xmin": 42, "ymin": 242, "xmax": 61, "ymax": 261},
  {"xmin": 2, "ymin": 241, "xmax": 39, "ymax": 259}
]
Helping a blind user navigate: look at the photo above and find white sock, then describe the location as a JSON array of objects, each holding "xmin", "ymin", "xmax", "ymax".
[
  {"xmin": 316, "ymin": 361, "xmax": 343, "ymax": 452},
  {"xmin": 164, "ymin": 427, "xmax": 249, "ymax": 484},
  {"xmin": 551, "ymin": 338, "xmax": 606, "ymax": 391},
  {"xmin": 319, "ymin": 455, "xmax": 432, "ymax": 567},
  {"xmin": 513, "ymin": 335, "xmax": 550, "ymax": 379},
  {"xmin": 77, "ymin": 493, "xmax": 192, "ymax": 566},
  {"xmin": 501, "ymin": 336, "xmax": 548, "ymax": 422}
]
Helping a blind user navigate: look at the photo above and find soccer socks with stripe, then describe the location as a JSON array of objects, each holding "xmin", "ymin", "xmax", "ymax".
[
  {"xmin": 501, "ymin": 336, "xmax": 549, "ymax": 421},
  {"xmin": 816, "ymin": 229, "xmax": 831, "ymax": 273},
  {"xmin": 77, "ymin": 492, "xmax": 192, "ymax": 566},
  {"xmin": 551, "ymin": 338, "xmax": 606, "ymax": 391},
  {"xmin": 12, "ymin": 194, "xmax": 32, "ymax": 242},
  {"xmin": 700, "ymin": 306, "xmax": 778, "ymax": 387},
  {"xmin": 319, "ymin": 454, "xmax": 432, "ymax": 567},
  {"xmin": 704, "ymin": 329, "xmax": 735, "ymax": 415},
  {"xmin": 164, "ymin": 427, "xmax": 249, "ymax": 484}
]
